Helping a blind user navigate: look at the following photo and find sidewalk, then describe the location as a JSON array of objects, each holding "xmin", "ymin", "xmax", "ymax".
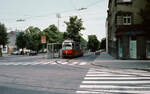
[{"xmin": 93, "ymin": 52, "xmax": 150, "ymax": 70}]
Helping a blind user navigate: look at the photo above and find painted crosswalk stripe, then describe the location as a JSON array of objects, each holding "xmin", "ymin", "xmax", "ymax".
[
  {"xmin": 76, "ymin": 91, "xmax": 101, "ymax": 94},
  {"xmin": 76, "ymin": 68, "xmax": 150, "ymax": 94},
  {"xmin": 82, "ymin": 81, "xmax": 150, "ymax": 84},
  {"xmin": 0, "ymin": 61, "xmax": 88, "ymax": 66},
  {"xmin": 42, "ymin": 62, "xmax": 50, "ymax": 65},
  {"xmin": 84, "ymin": 77, "xmax": 150, "ymax": 80},
  {"xmin": 87, "ymin": 71, "xmax": 107, "ymax": 74},
  {"xmin": 76, "ymin": 90, "xmax": 150, "ymax": 94},
  {"xmin": 86, "ymin": 74, "xmax": 131, "ymax": 77},
  {"xmin": 79, "ymin": 85, "xmax": 150, "ymax": 89},
  {"xmin": 21, "ymin": 63, "xmax": 30, "ymax": 65},
  {"xmin": 69, "ymin": 62, "xmax": 78, "ymax": 65},
  {"xmin": 61, "ymin": 62, "xmax": 68, "ymax": 65},
  {"xmin": 79, "ymin": 62, "xmax": 87, "ymax": 65},
  {"xmin": 50, "ymin": 62, "xmax": 57, "ymax": 64},
  {"xmin": 12, "ymin": 63, "xmax": 21, "ymax": 65}
]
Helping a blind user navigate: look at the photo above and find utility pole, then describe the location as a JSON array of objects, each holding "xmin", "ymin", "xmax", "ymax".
[{"xmin": 56, "ymin": 13, "xmax": 61, "ymax": 32}]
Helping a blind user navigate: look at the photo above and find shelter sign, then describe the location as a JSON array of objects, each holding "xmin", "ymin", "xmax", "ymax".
[{"xmin": 41, "ymin": 36, "xmax": 46, "ymax": 43}]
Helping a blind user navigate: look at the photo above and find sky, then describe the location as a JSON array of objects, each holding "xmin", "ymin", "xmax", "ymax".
[{"xmin": 0, "ymin": 0, "xmax": 108, "ymax": 41}]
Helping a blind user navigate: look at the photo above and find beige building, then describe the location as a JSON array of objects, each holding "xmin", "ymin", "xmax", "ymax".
[
  {"xmin": 1, "ymin": 31, "xmax": 18, "ymax": 54},
  {"xmin": 107, "ymin": 0, "xmax": 150, "ymax": 59}
]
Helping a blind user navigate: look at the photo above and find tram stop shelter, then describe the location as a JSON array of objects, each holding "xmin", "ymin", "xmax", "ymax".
[{"xmin": 47, "ymin": 43, "xmax": 62, "ymax": 59}]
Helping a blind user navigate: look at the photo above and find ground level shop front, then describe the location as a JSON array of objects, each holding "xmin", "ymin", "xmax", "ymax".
[{"xmin": 117, "ymin": 35, "xmax": 150, "ymax": 60}]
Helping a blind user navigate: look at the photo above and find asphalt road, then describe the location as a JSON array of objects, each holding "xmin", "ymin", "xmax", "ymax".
[
  {"xmin": 1, "ymin": 53, "xmax": 150, "ymax": 94},
  {"xmin": 0, "ymin": 54, "xmax": 96, "ymax": 94}
]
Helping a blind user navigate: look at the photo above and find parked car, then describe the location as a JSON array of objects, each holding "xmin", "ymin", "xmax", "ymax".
[
  {"xmin": 29, "ymin": 51, "xmax": 37, "ymax": 56},
  {"xmin": 95, "ymin": 50, "xmax": 100, "ymax": 55},
  {"xmin": 11, "ymin": 51, "xmax": 20, "ymax": 55}
]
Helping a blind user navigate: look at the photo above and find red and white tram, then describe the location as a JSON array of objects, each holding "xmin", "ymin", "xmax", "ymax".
[{"xmin": 62, "ymin": 39, "xmax": 83, "ymax": 58}]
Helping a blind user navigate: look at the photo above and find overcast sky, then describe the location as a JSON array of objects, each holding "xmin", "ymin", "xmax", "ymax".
[{"xmin": 0, "ymin": 0, "xmax": 108, "ymax": 40}]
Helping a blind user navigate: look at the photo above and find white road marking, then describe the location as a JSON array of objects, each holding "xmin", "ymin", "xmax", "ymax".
[
  {"xmin": 69, "ymin": 62, "xmax": 79, "ymax": 65},
  {"xmin": 76, "ymin": 91, "xmax": 101, "ymax": 94},
  {"xmin": 84, "ymin": 77, "xmax": 150, "ymax": 80},
  {"xmin": 42, "ymin": 62, "xmax": 50, "ymax": 65},
  {"xmin": 86, "ymin": 74, "xmax": 131, "ymax": 77},
  {"xmin": 0, "ymin": 61, "xmax": 88, "ymax": 66},
  {"xmin": 82, "ymin": 81, "xmax": 150, "ymax": 84},
  {"xmin": 61, "ymin": 62, "xmax": 68, "ymax": 65},
  {"xmin": 87, "ymin": 71, "xmax": 107, "ymax": 74},
  {"xmin": 76, "ymin": 90, "xmax": 150, "ymax": 94},
  {"xmin": 76, "ymin": 68, "xmax": 150, "ymax": 94},
  {"xmin": 79, "ymin": 85, "xmax": 150, "ymax": 89},
  {"xmin": 79, "ymin": 62, "xmax": 87, "ymax": 65}
]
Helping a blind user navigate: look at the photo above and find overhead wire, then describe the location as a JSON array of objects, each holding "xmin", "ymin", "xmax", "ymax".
[{"xmin": 1, "ymin": 0, "xmax": 103, "ymax": 22}]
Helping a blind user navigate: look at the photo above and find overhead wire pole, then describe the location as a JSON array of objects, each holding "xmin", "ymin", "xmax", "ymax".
[{"xmin": 56, "ymin": 13, "xmax": 61, "ymax": 32}]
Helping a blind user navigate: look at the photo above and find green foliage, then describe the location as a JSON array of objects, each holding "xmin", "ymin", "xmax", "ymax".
[
  {"xmin": 24, "ymin": 26, "xmax": 42, "ymax": 52},
  {"xmin": 0, "ymin": 23, "xmax": 8, "ymax": 56},
  {"xmin": 87, "ymin": 35, "xmax": 100, "ymax": 52},
  {"xmin": 43, "ymin": 24, "xmax": 63, "ymax": 43},
  {"xmin": 15, "ymin": 24, "xmax": 64, "ymax": 53},
  {"xmin": 64, "ymin": 16, "xmax": 85, "ymax": 42},
  {"xmin": 80, "ymin": 37, "xmax": 87, "ymax": 49},
  {"xmin": 100, "ymin": 38, "xmax": 106, "ymax": 49},
  {"xmin": 0, "ymin": 23, "xmax": 8, "ymax": 46},
  {"xmin": 16, "ymin": 32, "xmax": 26, "ymax": 50}
]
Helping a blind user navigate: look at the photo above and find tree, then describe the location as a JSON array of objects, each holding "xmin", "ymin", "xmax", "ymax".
[
  {"xmin": 100, "ymin": 38, "xmax": 106, "ymax": 49},
  {"xmin": 80, "ymin": 37, "xmax": 87, "ymax": 50},
  {"xmin": 15, "ymin": 32, "xmax": 26, "ymax": 54},
  {"xmin": 87, "ymin": 35, "xmax": 100, "ymax": 52},
  {"xmin": 0, "ymin": 23, "xmax": 8, "ymax": 56},
  {"xmin": 24, "ymin": 26, "xmax": 42, "ymax": 52},
  {"xmin": 64, "ymin": 16, "xmax": 85, "ymax": 42},
  {"xmin": 43, "ymin": 24, "xmax": 63, "ymax": 44}
]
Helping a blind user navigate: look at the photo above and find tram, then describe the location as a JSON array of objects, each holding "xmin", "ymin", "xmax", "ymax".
[{"xmin": 62, "ymin": 39, "xmax": 83, "ymax": 58}]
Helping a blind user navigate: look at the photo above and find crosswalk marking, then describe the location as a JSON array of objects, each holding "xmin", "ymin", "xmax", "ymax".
[
  {"xmin": 79, "ymin": 62, "xmax": 87, "ymax": 65},
  {"xmin": 82, "ymin": 81, "xmax": 150, "ymax": 84},
  {"xmin": 86, "ymin": 74, "xmax": 131, "ymax": 77},
  {"xmin": 84, "ymin": 77, "xmax": 150, "ymax": 80},
  {"xmin": 69, "ymin": 62, "xmax": 78, "ymax": 65},
  {"xmin": 80, "ymin": 85, "xmax": 150, "ymax": 89},
  {"xmin": 76, "ymin": 68, "xmax": 150, "ymax": 94},
  {"xmin": 77, "ymin": 90, "xmax": 150, "ymax": 94},
  {"xmin": 76, "ymin": 91, "xmax": 101, "ymax": 94},
  {"xmin": 0, "ymin": 61, "xmax": 88, "ymax": 66},
  {"xmin": 60, "ymin": 62, "xmax": 68, "ymax": 65}
]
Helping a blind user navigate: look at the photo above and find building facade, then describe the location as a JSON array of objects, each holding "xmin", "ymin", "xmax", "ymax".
[
  {"xmin": 1, "ymin": 31, "xmax": 18, "ymax": 54},
  {"xmin": 8, "ymin": 31, "xmax": 18, "ymax": 53},
  {"xmin": 107, "ymin": 0, "xmax": 150, "ymax": 59}
]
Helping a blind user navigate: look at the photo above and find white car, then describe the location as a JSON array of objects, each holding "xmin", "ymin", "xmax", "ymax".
[{"xmin": 11, "ymin": 51, "xmax": 20, "ymax": 55}]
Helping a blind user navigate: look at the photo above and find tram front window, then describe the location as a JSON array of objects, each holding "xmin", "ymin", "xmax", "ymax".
[{"xmin": 63, "ymin": 44, "xmax": 72, "ymax": 49}]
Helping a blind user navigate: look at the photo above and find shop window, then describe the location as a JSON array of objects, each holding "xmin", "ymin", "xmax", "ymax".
[{"xmin": 123, "ymin": 16, "xmax": 131, "ymax": 25}]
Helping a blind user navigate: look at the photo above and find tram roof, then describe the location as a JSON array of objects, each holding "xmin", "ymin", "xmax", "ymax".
[{"xmin": 63, "ymin": 39, "xmax": 75, "ymax": 43}]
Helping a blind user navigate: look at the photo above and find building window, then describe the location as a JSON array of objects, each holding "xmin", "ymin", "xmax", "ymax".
[
  {"xmin": 123, "ymin": 16, "xmax": 131, "ymax": 25},
  {"xmin": 123, "ymin": 0, "xmax": 131, "ymax": 2},
  {"xmin": 117, "ymin": 0, "xmax": 132, "ymax": 3}
]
